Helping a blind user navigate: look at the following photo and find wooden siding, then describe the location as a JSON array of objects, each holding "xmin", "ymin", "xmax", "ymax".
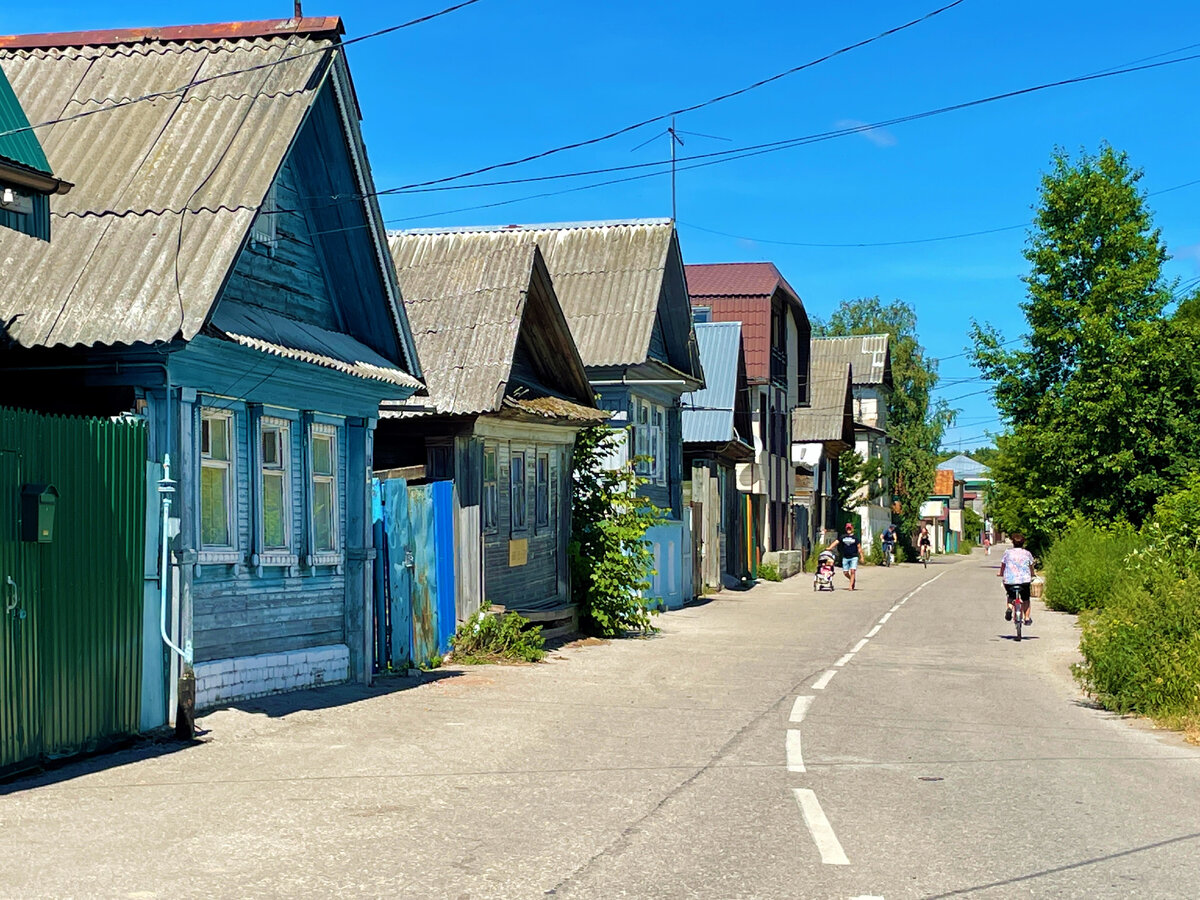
[
  {"xmin": 220, "ymin": 159, "xmax": 339, "ymax": 330},
  {"xmin": 482, "ymin": 439, "xmax": 568, "ymax": 610}
]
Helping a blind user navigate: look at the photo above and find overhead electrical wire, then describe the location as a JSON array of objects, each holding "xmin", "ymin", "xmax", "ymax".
[{"xmin": 0, "ymin": 0, "xmax": 489, "ymax": 140}]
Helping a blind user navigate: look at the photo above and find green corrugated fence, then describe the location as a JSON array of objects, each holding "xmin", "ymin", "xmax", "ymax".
[{"xmin": 1, "ymin": 407, "xmax": 147, "ymax": 775}]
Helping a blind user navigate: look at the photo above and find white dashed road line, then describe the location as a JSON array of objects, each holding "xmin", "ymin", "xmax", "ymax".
[
  {"xmin": 787, "ymin": 729, "xmax": 806, "ymax": 773},
  {"xmin": 851, "ymin": 637, "xmax": 870, "ymax": 653},
  {"xmin": 835, "ymin": 653, "xmax": 855, "ymax": 668},
  {"xmin": 790, "ymin": 695, "xmax": 815, "ymax": 723},
  {"xmin": 812, "ymin": 669, "xmax": 838, "ymax": 690},
  {"xmin": 866, "ymin": 624, "xmax": 882, "ymax": 638},
  {"xmin": 793, "ymin": 788, "xmax": 850, "ymax": 865}
]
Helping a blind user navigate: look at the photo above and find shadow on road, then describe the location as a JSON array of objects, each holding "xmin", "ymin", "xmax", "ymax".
[{"xmin": 925, "ymin": 831, "xmax": 1200, "ymax": 897}]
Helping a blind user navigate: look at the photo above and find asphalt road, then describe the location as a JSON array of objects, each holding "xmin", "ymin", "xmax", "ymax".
[{"xmin": 3, "ymin": 550, "xmax": 1199, "ymax": 899}]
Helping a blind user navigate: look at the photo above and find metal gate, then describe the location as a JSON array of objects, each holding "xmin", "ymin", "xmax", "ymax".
[
  {"xmin": 0, "ymin": 407, "xmax": 147, "ymax": 775},
  {"xmin": 373, "ymin": 478, "xmax": 457, "ymax": 672}
]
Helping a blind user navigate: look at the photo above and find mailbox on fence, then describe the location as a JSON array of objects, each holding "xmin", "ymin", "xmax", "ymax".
[{"xmin": 21, "ymin": 483, "xmax": 59, "ymax": 543}]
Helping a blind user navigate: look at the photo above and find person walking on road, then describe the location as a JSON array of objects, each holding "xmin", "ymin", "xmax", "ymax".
[
  {"xmin": 998, "ymin": 531, "xmax": 1035, "ymax": 625},
  {"xmin": 828, "ymin": 522, "xmax": 860, "ymax": 590}
]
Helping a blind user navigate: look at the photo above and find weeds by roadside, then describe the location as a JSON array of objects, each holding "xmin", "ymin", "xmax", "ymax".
[{"xmin": 450, "ymin": 603, "xmax": 546, "ymax": 665}]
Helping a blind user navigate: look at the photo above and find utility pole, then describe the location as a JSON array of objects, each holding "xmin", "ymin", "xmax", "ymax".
[{"xmin": 631, "ymin": 120, "xmax": 728, "ymax": 222}]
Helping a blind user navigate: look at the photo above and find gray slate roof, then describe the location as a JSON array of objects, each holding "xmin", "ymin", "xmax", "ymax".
[
  {"xmin": 0, "ymin": 32, "xmax": 334, "ymax": 348},
  {"xmin": 941, "ymin": 453, "xmax": 992, "ymax": 480},
  {"xmin": 397, "ymin": 220, "xmax": 699, "ymax": 377},
  {"xmin": 681, "ymin": 321, "xmax": 741, "ymax": 444},
  {"xmin": 792, "ymin": 342, "xmax": 853, "ymax": 445},
  {"xmin": 388, "ymin": 230, "xmax": 596, "ymax": 417},
  {"xmin": 812, "ymin": 334, "xmax": 892, "ymax": 386}
]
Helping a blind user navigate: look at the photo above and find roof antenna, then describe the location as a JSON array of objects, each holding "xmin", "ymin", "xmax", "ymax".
[
  {"xmin": 631, "ymin": 118, "xmax": 729, "ymax": 223},
  {"xmin": 294, "ymin": 1, "xmax": 303, "ymax": 18}
]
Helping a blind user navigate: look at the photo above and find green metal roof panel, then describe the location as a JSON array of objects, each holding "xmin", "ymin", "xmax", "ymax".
[{"xmin": 0, "ymin": 63, "xmax": 51, "ymax": 175}]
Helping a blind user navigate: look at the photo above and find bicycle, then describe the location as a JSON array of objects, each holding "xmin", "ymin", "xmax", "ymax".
[
  {"xmin": 1007, "ymin": 583, "xmax": 1032, "ymax": 641},
  {"xmin": 882, "ymin": 543, "xmax": 895, "ymax": 567},
  {"xmin": 920, "ymin": 543, "xmax": 931, "ymax": 567}
]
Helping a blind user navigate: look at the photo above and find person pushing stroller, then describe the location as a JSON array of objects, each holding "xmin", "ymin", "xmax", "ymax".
[{"xmin": 826, "ymin": 522, "xmax": 860, "ymax": 590}]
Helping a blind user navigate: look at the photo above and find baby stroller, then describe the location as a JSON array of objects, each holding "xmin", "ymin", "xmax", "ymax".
[{"xmin": 813, "ymin": 550, "xmax": 837, "ymax": 592}]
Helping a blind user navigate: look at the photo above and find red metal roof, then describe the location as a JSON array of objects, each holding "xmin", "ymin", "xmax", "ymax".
[
  {"xmin": 0, "ymin": 17, "xmax": 344, "ymax": 49},
  {"xmin": 686, "ymin": 262, "xmax": 806, "ymax": 383}
]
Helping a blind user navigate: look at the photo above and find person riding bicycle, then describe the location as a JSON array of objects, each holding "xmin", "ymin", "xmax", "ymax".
[
  {"xmin": 998, "ymin": 531, "xmax": 1035, "ymax": 626},
  {"xmin": 881, "ymin": 524, "xmax": 898, "ymax": 564},
  {"xmin": 918, "ymin": 526, "xmax": 932, "ymax": 559}
]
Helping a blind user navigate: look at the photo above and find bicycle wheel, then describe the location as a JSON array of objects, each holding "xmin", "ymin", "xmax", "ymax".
[{"xmin": 1015, "ymin": 601, "xmax": 1023, "ymax": 641}]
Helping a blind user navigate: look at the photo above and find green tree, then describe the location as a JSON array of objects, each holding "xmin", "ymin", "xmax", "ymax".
[
  {"xmin": 815, "ymin": 298, "xmax": 952, "ymax": 533},
  {"xmin": 569, "ymin": 425, "xmax": 663, "ymax": 636},
  {"xmin": 835, "ymin": 450, "xmax": 883, "ymax": 519},
  {"xmin": 972, "ymin": 144, "xmax": 1200, "ymax": 549}
]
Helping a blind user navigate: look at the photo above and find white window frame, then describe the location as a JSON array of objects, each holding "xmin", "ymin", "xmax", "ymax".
[
  {"xmin": 198, "ymin": 408, "xmax": 239, "ymax": 564},
  {"xmin": 651, "ymin": 405, "xmax": 666, "ymax": 486},
  {"xmin": 257, "ymin": 416, "xmax": 295, "ymax": 566},
  {"xmin": 308, "ymin": 423, "xmax": 341, "ymax": 566}
]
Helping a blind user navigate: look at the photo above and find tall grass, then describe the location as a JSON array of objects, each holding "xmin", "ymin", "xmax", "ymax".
[{"xmin": 1043, "ymin": 520, "xmax": 1142, "ymax": 614}]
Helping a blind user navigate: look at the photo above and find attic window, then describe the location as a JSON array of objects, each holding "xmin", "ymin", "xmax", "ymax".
[{"xmin": 251, "ymin": 183, "xmax": 279, "ymax": 255}]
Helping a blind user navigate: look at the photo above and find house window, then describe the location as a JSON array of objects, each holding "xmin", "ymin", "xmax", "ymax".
[
  {"xmin": 693, "ymin": 306, "xmax": 711, "ymax": 324},
  {"xmin": 260, "ymin": 419, "xmax": 290, "ymax": 551},
  {"xmin": 632, "ymin": 399, "xmax": 666, "ymax": 484},
  {"xmin": 427, "ymin": 444, "xmax": 453, "ymax": 480},
  {"xmin": 251, "ymin": 183, "xmax": 278, "ymax": 255},
  {"xmin": 482, "ymin": 444, "xmax": 498, "ymax": 532},
  {"xmin": 200, "ymin": 410, "xmax": 234, "ymax": 548},
  {"xmin": 536, "ymin": 453, "xmax": 550, "ymax": 529},
  {"xmin": 310, "ymin": 427, "xmax": 338, "ymax": 554},
  {"xmin": 652, "ymin": 407, "xmax": 666, "ymax": 486},
  {"xmin": 510, "ymin": 449, "xmax": 527, "ymax": 531}
]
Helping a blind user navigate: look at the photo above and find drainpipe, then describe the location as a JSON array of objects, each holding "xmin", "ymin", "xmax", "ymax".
[{"xmin": 157, "ymin": 454, "xmax": 195, "ymax": 738}]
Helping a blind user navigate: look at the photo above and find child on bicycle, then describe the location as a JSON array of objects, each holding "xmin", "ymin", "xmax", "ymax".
[{"xmin": 998, "ymin": 532, "xmax": 1035, "ymax": 625}]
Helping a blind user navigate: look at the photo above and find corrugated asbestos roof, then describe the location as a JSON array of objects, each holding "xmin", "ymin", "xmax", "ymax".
[
  {"xmin": 792, "ymin": 343, "xmax": 852, "ymax": 444},
  {"xmin": 0, "ymin": 64, "xmax": 51, "ymax": 175},
  {"xmin": 502, "ymin": 396, "xmax": 609, "ymax": 422},
  {"xmin": 0, "ymin": 29, "xmax": 335, "ymax": 348},
  {"xmin": 397, "ymin": 220, "xmax": 676, "ymax": 370},
  {"xmin": 209, "ymin": 304, "xmax": 421, "ymax": 389},
  {"xmin": 388, "ymin": 231, "xmax": 540, "ymax": 415},
  {"xmin": 681, "ymin": 321, "xmax": 741, "ymax": 444},
  {"xmin": 812, "ymin": 334, "xmax": 891, "ymax": 385}
]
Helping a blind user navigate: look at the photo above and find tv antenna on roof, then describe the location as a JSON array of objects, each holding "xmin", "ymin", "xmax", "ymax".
[{"xmin": 631, "ymin": 116, "xmax": 729, "ymax": 222}]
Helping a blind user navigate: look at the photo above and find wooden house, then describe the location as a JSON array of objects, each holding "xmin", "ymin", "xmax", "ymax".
[
  {"xmin": 0, "ymin": 18, "xmax": 423, "ymax": 719},
  {"xmin": 681, "ymin": 321, "xmax": 754, "ymax": 587},
  {"xmin": 791, "ymin": 347, "xmax": 856, "ymax": 552},
  {"xmin": 376, "ymin": 231, "xmax": 606, "ymax": 625},
  {"xmin": 389, "ymin": 220, "xmax": 705, "ymax": 607},
  {"xmin": 686, "ymin": 262, "xmax": 812, "ymax": 555}
]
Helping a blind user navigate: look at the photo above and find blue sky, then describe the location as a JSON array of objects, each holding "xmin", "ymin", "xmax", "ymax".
[{"xmin": 5, "ymin": 1, "xmax": 1199, "ymax": 449}]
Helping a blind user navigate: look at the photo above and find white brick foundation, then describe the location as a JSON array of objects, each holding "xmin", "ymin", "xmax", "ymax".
[{"xmin": 194, "ymin": 644, "xmax": 350, "ymax": 709}]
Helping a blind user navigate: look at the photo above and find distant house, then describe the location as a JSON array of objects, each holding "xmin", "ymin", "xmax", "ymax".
[
  {"xmin": 0, "ymin": 63, "xmax": 71, "ymax": 241},
  {"xmin": 791, "ymin": 349, "xmax": 855, "ymax": 552},
  {"xmin": 921, "ymin": 468, "xmax": 964, "ymax": 552},
  {"xmin": 377, "ymin": 230, "xmax": 606, "ymax": 624},
  {"xmin": 390, "ymin": 220, "xmax": 705, "ymax": 607},
  {"xmin": 941, "ymin": 453, "xmax": 991, "ymax": 522},
  {"xmin": 686, "ymin": 262, "xmax": 812, "ymax": 555},
  {"xmin": 681, "ymin": 321, "xmax": 754, "ymax": 587},
  {"xmin": 810, "ymin": 335, "xmax": 894, "ymax": 545},
  {"xmin": 0, "ymin": 18, "xmax": 423, "ymax": 717}
]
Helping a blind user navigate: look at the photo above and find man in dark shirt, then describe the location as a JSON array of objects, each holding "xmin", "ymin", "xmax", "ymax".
[{"xmin": 827, "ymin": 522, "xmax": 860, "ymax": 590}]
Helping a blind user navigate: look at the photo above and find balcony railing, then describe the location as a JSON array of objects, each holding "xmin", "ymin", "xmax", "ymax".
[{"xmin": 769, "ymin": 346, "xmax": 787, "ymax": 386}]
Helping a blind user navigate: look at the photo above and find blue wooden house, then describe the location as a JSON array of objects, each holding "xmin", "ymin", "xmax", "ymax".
[
  {"xmin": 377, "ymin": 231, "xmax": 607, "ymax": 632},
  {"xmin": 0, "ymin": 18, "xmax": 422, "ymax": 721},
  {"xmin": 392, "ymin": 221, "xmax": 705, "ymax": 606}
]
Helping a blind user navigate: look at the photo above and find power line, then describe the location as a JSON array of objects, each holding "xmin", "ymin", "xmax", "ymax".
[
  {"xmin": 384, "ymin": 52, "xmax": 1200, "ymax": 224},
  {"xmin": 388, "ymin": 0, "xmax": 970, "ymax": 192},
  {"xmin": 0, "ymin": 0, "xmax": 488, "ymax": 140}
]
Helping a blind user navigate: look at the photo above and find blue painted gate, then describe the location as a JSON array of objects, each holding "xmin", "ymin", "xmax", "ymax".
[{"xmin": 373, "ymin": 478, "xmax": 456, "ymax": 672}]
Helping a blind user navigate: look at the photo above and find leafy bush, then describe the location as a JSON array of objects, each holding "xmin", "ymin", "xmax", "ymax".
[
  {"xmin": 758, "ymin": 561, "xmax": 781, "ymax": 582},
  {"xmin": 1075, "ymin": 548, "xmax": 1200, "ymax": 718},
  {"xmin": 569, "ymin": 426, "xmax": 662, "ymax": 637},
  {"xmin": 451, "ymin": 603, "xmax": 545, "ymax": 664},
  {"xmin": 803, "ymin": 549, "xmax": 821, "ymax": 573},
  {"xmin": 1043, "ymin": 519, "xmax": 1142, "ymax": 614},
  {"xmin": 1151, "ymin": 472, "xmax": 1200, "ymax": 552}
]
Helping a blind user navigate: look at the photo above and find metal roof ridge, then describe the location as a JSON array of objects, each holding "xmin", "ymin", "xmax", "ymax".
[{"xmin": 0, "ymin": 17, "xmax": 344, "ymax": 50}]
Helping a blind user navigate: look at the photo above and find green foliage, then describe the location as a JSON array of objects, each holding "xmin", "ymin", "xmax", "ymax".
[
  {"xmin": 569, "ymin": 426, "xmax": 663, "ymax": 637},
  {"xmin": 1151, "ymin": 472, "xmax": 1200, "ymax": 552},
  {"xmin": 1075, "ymin": 546, "xmax": 1200, "ymax": 718},
  {"xmin": 835, "ymin": 451, "xmax": 884, "ymax": 518},
  {"xmin": 972, "ymin": 145, "xmax": 1200, "ymax": 540},
  {"xmin": 450, "ymin": 602, "xmax": 546, "ymax": 664},
  {"xmin": 816, "ymin": 298, "xmax": 952, "ymax": 533},
  {"xmin": 803, "ymin": 550, "xmax": 821, "ymax": 573},
  {"xmin": 1043, "ymin": 519, "xmax": 1141, "ymax": 614},
  {"xmin": 963, "ymin": 507, "xmax": 984, "ymax": 540},
  {"xmin": 757, "ymin": 561, "xmax": 782, "ymax": 582}
]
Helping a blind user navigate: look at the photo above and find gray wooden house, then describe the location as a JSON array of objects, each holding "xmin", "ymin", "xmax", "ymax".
[
  {"xmin": 791, "ymin": 348, "xmax": 856, "ymax": 552},
  {"xmin": 0, "ymin": 17, "xmax": 422, "ymax": 719},
  {"xmin": 377, "ymin": 231, "xmax": 606, "ymax": 624}
]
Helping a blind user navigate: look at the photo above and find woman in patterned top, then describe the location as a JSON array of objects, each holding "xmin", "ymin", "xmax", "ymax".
[{"xmin": 998, "ymin": 532, "xmax": 1035, "ymax": 626}]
